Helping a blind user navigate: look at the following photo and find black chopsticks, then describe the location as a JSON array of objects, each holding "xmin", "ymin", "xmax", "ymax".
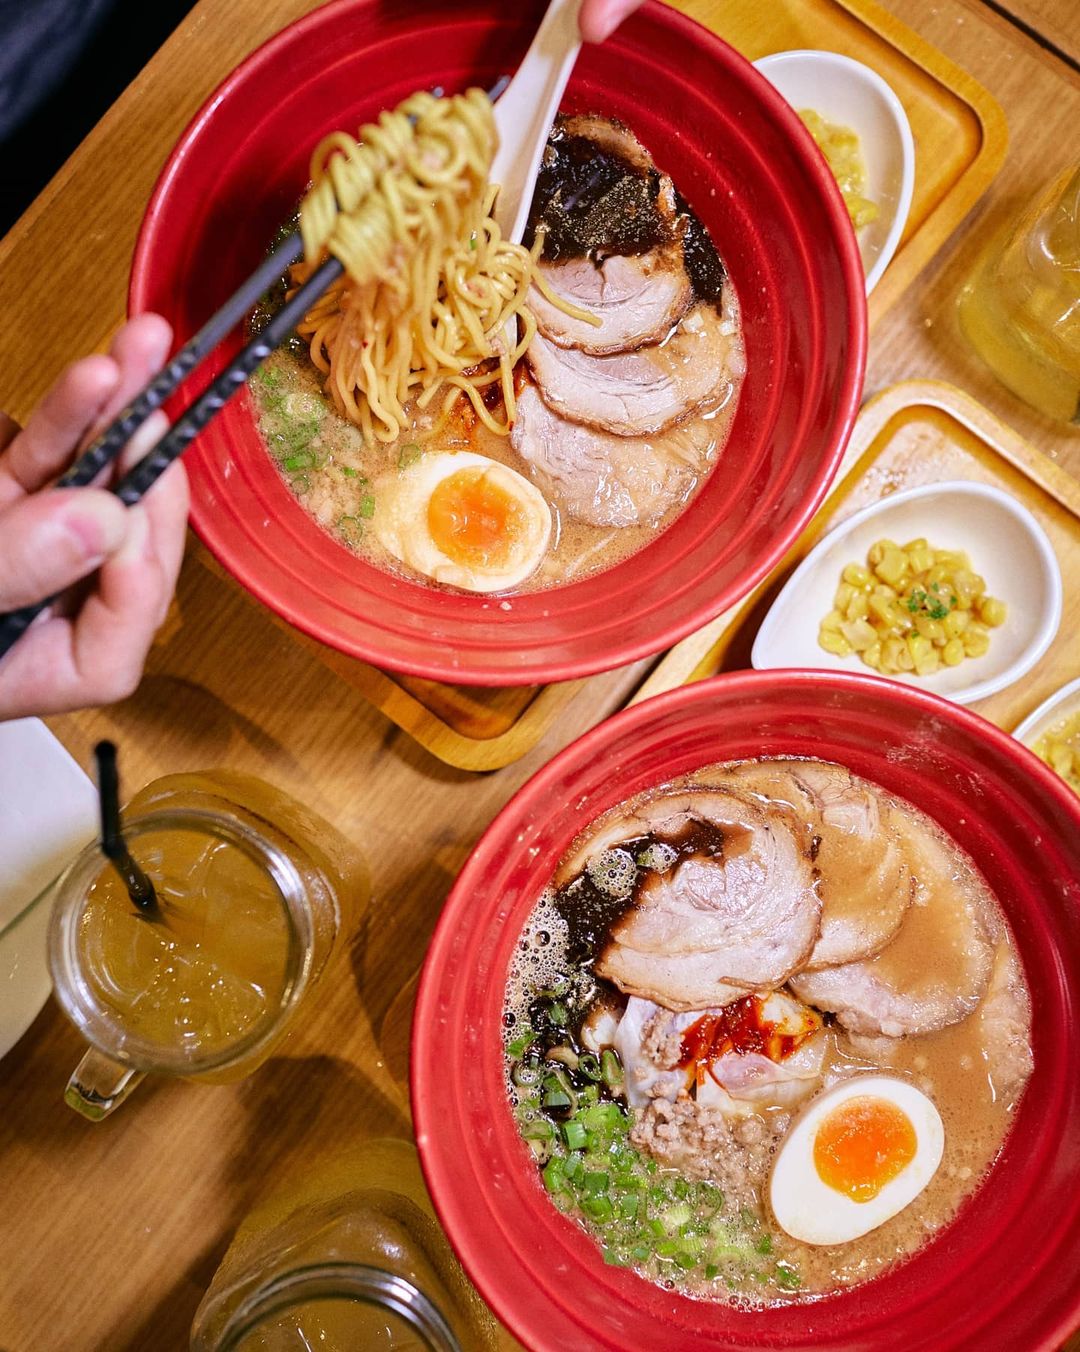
[
  {"xmin": 0, "ymin": 78, "xmax": 518, "ymax": 664},
  {"xmin": 0, "ymin": 244, "xmax": 344, "ymax": 659}
]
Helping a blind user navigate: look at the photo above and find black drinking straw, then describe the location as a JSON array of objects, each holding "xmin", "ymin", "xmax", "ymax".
[{"xmin": 93, "ymin": 741, "xmax": 158, "ymax": 913}]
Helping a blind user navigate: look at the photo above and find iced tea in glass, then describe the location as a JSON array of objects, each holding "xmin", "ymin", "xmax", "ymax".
[{"xmin": 48, "ymin": 771, "xmax": 366, "ymax": 1119}]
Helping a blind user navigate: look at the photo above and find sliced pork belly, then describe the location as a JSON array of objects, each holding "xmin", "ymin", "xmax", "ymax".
[
  {"xmin": 596, "ymin": 789, "xmax": 820, "ymax": 992},
  {"xmin": 720, "ymin": 760, "xmax": 912, "ymax": 969},
  {"xmin": 529, "ymin": 246, "xmax": 692, "ymax": 355},
  {"xmin": 789, "ymin": 812, "xmax": 995, "ymax": 1037},
  {"xmin": 599, "ymin": 944, "xmax": 748, "ymax": 1012},
  {"xmin": 526, "ymin": 302, "xmax": 734, "ymax": 435},
  {"xmin": 511, "ymin": 383, "xmax": 710, "ymax": 527},
  {"xmin": 975, "ymin": 940, "xmax": 1033, "ymax": 1099}
]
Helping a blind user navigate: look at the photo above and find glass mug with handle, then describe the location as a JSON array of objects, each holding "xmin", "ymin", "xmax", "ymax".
[{"xmin": 47, "ymin": 771, "xmax": 366, "ymax": 1120}]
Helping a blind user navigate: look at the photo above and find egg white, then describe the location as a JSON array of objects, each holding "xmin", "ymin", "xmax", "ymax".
[
  {"xmin": 769, "ymin": 1075, "xmax": 944, "ymax": 1246},
  {"xmin": 372, "ymin": 450, "xmax": 551, "ymax": 593}
]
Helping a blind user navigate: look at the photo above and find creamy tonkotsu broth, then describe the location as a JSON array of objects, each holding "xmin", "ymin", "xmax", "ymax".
[
  {"xmin": 250, "ymin": 113, "xmax": 745, "ymax": 595},
  {"xmin": 502, "ymin": 759, "xmax": 1031, "ymax": 1305}
]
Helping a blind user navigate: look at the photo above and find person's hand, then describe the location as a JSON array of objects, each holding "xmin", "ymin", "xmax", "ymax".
[
  {"xmin": 0, "ymin": 314, "xmax": 189, "ymax": 720},
  {"xmin": 579, "ymin": 0, "xmax": 646, "ymax": 43}
]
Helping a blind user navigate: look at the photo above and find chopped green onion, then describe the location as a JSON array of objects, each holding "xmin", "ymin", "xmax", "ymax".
[
  {"xmin": 542, "ymin": 1157, "xmax": 565, "ymax": 1194},
  {"xmin": 581, "ymin": 1196, "xmax": 614, "ymax": 1225},
  {"xmin": 398, "ymin": 442, "xmax": 422, "ymax": 469},
  {"xmin": 582, "ymin": 1171, "xmax": 610, "ymax": 1198},
  {"xmin": 616, "ymin": 1193, "xmax": 639, "ymax": 1221},
  {"xmin": 284, "ymin": 451, "xmax": 316, "ymax": 471},
  {"xmin": 359, "ymin": 494, "xmax": 376, "ymax": 519},
  {"xmin": 704, "ymin": 1263, "xmax": 719, "ymax": 1281},
  {"xmin": 600, "ymin": 1049, "xmax": 623, "ymax": 1090},
  {"xmin": 577, "ymin": 1052, "xmax": 601, "ymax": 1081},
  {"xmin": 562, "ymin": 1120, "xmax": 587, "ymax": 1151},
  {"xmin": 775, "ymin": 1263, "xmax": 801, "ymax": 1291},
  {"xmin": 755, "ymin": 1233, "xmax": 773, "ymax": 1256},
  {"xmin": 547, "ymin": 1001, "xmax": 569, "ymax": 1028},
  {"xmin": 511, "ymin": 1056, "xmax": 542, "ymax": 1088},
  {"xmin": 341, "ymin": 466, "xmax": 359, "ymax": 478},
  {"xmin": 506, "ymin": 1030, "xmax": 536, "ymax": 1059}
]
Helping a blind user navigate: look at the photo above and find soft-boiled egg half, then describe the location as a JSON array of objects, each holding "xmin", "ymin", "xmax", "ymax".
[
  {"xmin": 372, "ymin": 451, "xmax": 551, "ymax": 593},
  {"xmin": 769, "ymin": 1076, "xmax": 944, "ymax": 1245}
]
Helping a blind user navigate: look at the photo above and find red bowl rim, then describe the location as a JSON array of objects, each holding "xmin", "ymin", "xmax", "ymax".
[
  {"xmin": 128, "ymin": 0, "xmax": 868, "ymax": 686},
  {"xmin": 411, "ymin": 668, "xmax": 1080, "ymax": 1349}
]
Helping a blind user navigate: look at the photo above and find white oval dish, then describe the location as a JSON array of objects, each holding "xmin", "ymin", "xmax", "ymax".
[
  {"xmin": 754, "ymin": 49, "xmax": 915, "ymax": 294},
  {"xmin": 1012, "ymin": 675, "xmax": 1080, "ymax": 746},
  {"xmin": 751, "ymin": 481, "xmax": 1063, "ymax": 705}
]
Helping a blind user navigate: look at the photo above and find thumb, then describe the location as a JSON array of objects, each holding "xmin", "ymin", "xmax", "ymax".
[{"xmin": 0, "ymin": 488, "xmax": 129, "ymax": 609}]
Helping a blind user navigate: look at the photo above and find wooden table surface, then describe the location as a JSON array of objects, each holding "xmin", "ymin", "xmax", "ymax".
[{"xmin": 0, "ymin": 1, "xmax": 1078, "ymax": 1349}]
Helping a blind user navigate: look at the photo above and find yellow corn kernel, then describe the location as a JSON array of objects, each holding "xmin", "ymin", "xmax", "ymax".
[
  {"xmin": 888, "ymin": 602, "xmax": 913, "ymax": 630},
  {"xmin": 895, "ymin": 644, "xmax": 915, "ymax": 672},
  {"xmin": 882, "ymin": 636, "xmax": 907, "ymax": 669},
  {"xmin": 943, "ymin": 609, "xmax": 970, "ymax": 639},
  {"xmin": 970, "ymin": 573, "xmax": 987, "ymax": 599},
  {"xmin": 820, "ymin": 608, "xmax": 845, "ymax": 633},
  {"xmin": 908, "ymin": 543, "xmax": 935, "ymax": 575},
  {"xmin": 861, "ymin": 641, "xmax": 883, "ymax": 671},
  {"xmin": 871, "ymin": 582, "xmax": 898, "ymax": 599},
  {"xmin": 819, "ymin": 629, "xmax": 853, "ymax": 658},
  {"xmin": 979, "ymin": 596, "xmax": 1007, "ymax": 628},
  {"xmin": 842, "ymin": 563, "xmax": 872, "ymax": 590},
  {"xmin": 841, "ymin": 618, "xmax": 878, "ymax": 652},
  {"xmin": 902, "ymin": 537, "xmax": 929, "ymax": 552},
  {"xmin": 915, "ymin": 651, "xmax": 941, "ymax": 677},
  {"xmin": 845, "ymin": 591, "xmax": 870, "ymax": 622},
  {"xmin": 834, "ymin": 582, "xmax": 856, "ymax": 612},
  {"xmin": 913, "ymin": 615, "xmax": 946, "ymax": 644},
  {"xmin": 1050, "ymin": 743, "xmax": 1074, "ymax": 777},
  {"xmin": 907, "ymin": 633, "xmax": 931, "ymax": 664},
  {"xmin": 942, "ymin": 638, "xmax": 965, "ymax": 667},
  {"xmin": 868, "ymin": 593, "xmax": 895, "ymax": 625},
  {"xmin": 867, "ymin": 539, "xmax": 895, "ymax": 568},
  {"xmin": 874, "ymin": 545, "xmax": 909, "ymax": 587},
  {"xmin": 963, "ymin": 626, "xmax": 990, "ymax": 658},
  {"xmin": 926, "ymin": 564, "xmax": 952, "ymax": 589}
]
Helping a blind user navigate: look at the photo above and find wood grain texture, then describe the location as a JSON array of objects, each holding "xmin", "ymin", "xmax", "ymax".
[
  {"xmin": 995, "ymin": 0, "xmax": 1080, "ymax": 64},
  {"xmin": 0, "ymin": 0, "xmax": 1078, "ymax": 1348}
]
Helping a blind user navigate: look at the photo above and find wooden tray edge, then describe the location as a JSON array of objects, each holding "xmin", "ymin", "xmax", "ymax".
[
  {"xmin": 841, "ymin": 0, "xmax": 1010, "ymax": 326},
  {"xmin": 630, "ymin": 378, "xmax": 1079, "ymax": 705}
]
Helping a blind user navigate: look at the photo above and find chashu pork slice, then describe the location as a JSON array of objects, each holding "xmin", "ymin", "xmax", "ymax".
[
  {"xmin": 723, "ymin": 760, "xmax": 913, "ymax": 969},
  {"xmin": 789, "ymin": 808, "xmax": 995, "ymax": 1037},
  {"xmin": 529, "ymin": 245, "xmax": 692, "ymax": 355},
  {"xmin": 596, "ymin": 789, "xmax": 820, "ymax": 996},
  {"xmin": 526, "ymin": 301, "xmax": 735, "ymax": 436},
  {"xmin": 511, "ymin": 383, "xmax": 712, "ymax": 527},
  {"xmin": 600, "ymin": 945, "xmax": 748, "ymax": 1013}
]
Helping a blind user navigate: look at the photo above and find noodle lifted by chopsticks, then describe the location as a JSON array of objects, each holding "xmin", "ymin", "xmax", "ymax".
[{"xmin": 294, "ymin": 88, "xmax": 588, "ymax": 443}]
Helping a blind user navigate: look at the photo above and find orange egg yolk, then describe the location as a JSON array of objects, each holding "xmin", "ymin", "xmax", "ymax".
[
  {"xmin": 428, "ymin": 468, "xmax": 525, "ymax": 569},
  {"xmin": 813, "ymin": 1096, "xmax": 917, "ymax": 1203}
]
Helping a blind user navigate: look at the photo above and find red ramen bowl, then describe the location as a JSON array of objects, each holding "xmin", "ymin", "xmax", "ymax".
[
  {"xmin": 412, "ymin": 670, "xmax": 1080, "ymax": 1350},
  {"xmin": 130, "ymin": 0, "xmax": 865, "ymax": 685}
]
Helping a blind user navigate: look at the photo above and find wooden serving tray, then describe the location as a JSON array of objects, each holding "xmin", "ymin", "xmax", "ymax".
[
  {"xmin": 695, "ymin": 0, "xmax": 1009, "ymax": 328},
  {"xmin": 634, "ymin": 379, "xmax": 1080, "ymax": 732},
  {"xmin": 289, "ymin": 0, "xmax": 1009, "ymax": 772}
]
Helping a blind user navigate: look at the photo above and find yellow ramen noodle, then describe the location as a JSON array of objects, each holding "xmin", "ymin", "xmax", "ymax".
[
  {"xmin": 819, "ymin": 537, "xmax": 1007, "ymax": 677},
  {"xmin": 1033, "ymin": 710, "xmax": 1080, "ymax": 795},
  {"xmin": 292, "ymin": 88, "xmax": 590, "ymax": 443}
]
